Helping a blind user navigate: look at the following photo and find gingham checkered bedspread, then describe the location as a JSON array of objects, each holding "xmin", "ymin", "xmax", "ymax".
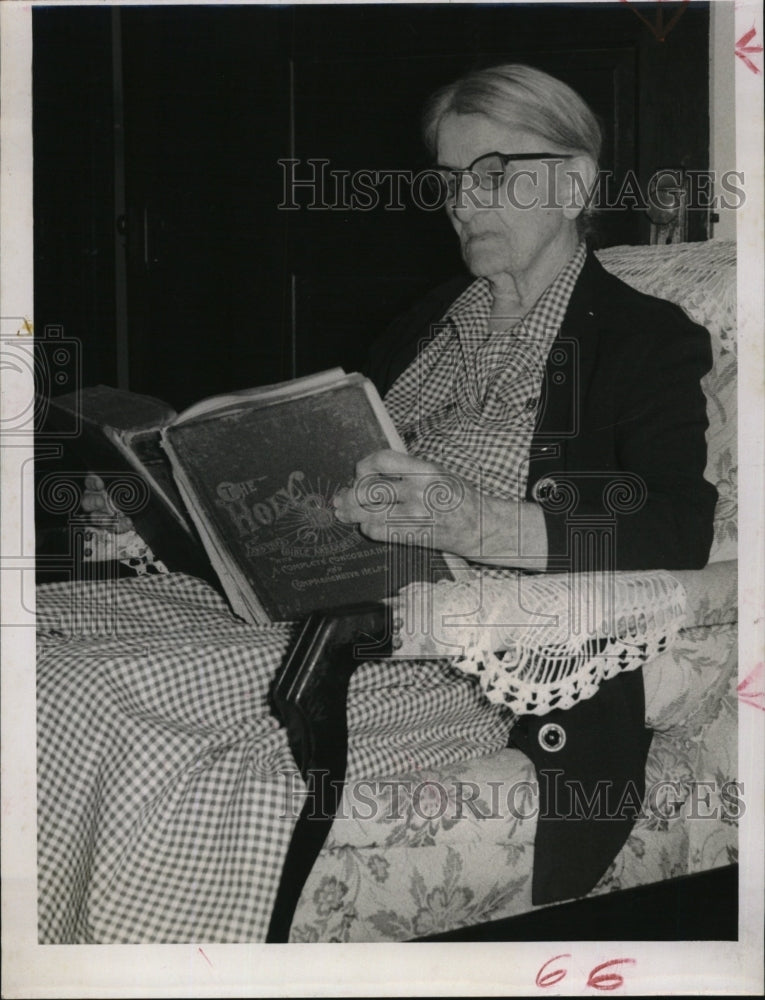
[{"xmin": 37, "ymin": 573, "xmax": 512, "ymax": 943}]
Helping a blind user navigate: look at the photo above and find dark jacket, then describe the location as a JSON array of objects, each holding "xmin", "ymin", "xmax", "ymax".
[{"xmin": 364, "ymin": 250, "xmax": 717, "ymax": 904}]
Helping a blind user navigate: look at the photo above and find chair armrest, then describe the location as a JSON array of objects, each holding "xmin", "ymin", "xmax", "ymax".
[
  {"xmin": 390, "ymin": 561, "xmax": 737, "ymax": 659},
  {"xmin": 672, "ymin": 559, "xmax": 737, "ymax": 628},
  {"xmin": 388, "ymin": 562, "xmax": 737, "ymax": 717},
  {"xmin": 643, "ymin": 558, "xmax": 737, "ymax": 732}
]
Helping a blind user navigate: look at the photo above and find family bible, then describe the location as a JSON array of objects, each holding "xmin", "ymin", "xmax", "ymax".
[{"xmin": 45, "ymin": 370, "xmax": 452, "ymax": 623}]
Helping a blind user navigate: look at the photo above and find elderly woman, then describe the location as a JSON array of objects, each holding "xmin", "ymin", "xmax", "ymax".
[
  {"xmin": 334, "ymin": 64, "xmax": 717, "ymax": 903},
  {"xmin": 76, "ymin": 63, "xmax": 716, "ymax": 917}
]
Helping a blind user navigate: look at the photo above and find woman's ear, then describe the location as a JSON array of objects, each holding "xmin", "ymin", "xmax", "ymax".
[{"xmin": 561, "ymin": 155, "xmax": 598, "ymax": 221}]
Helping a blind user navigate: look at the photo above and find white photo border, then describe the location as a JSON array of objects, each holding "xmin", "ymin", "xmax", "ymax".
[{"xmin": 1, "ymin": 0, "xmax": 763, "ymax": 996}]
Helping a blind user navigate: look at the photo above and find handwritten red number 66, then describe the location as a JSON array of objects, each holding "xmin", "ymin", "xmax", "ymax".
[{"xmin": 536, "ymin": 955, "xmax": 636, "ymax": 991}]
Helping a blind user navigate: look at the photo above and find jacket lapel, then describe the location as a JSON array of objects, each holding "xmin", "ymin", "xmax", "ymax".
[
  {"xmin": 374, "ymin": 251, "xmax": 609, "ymax": 498},
  {"xmin": 527, "ymin": 250, "xmax": 605, "ymax": 493}
]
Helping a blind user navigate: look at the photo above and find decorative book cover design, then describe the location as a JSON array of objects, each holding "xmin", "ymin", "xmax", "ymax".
[{"xmin": 162, "ymin": 372, "xmax": 449, "ymax": 623}]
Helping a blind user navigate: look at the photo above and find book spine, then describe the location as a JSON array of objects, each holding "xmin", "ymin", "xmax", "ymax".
[{"xmin": 361, "ymin": 378, "xmax": 407, "ymax": 451}]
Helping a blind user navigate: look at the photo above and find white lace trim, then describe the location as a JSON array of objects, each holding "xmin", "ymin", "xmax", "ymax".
[
  {"xmin": 391, "ymin": 569, "xmax": 687, "ymax": 716},
  {"xmin": 82, "ymin": 525, "xmax": 169, "ymax": 575}
]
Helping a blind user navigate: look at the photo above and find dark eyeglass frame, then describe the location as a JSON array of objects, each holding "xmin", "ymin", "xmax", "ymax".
[{"xmin": 432, "ymin": 150, "xmax": 576, "ymax": 197}]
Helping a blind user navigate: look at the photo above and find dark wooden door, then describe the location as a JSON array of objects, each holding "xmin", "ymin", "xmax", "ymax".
[
  {"xmin": 33, "ymin": 7, "xmax": 117, "ymax": 391},
  {"xmin": 119, "ymin": 6, "xmax": 292, "ymax": 409}
]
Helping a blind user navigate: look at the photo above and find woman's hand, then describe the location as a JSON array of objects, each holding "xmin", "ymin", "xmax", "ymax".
[
  {"xmin": 332, "ymin": 449, "xmax": 548, "ymax": 569},
  {"xmin": 80, "ymin": 474, "xmax": 134, "ymax": 534},
  {"xmin": 333, "ymin": 449, "xmax": 480, "ymax": 554}
]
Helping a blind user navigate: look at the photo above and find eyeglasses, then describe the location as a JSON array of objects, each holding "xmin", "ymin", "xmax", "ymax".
[{"xmin": 429, "ymin": 151, "xmax": 575, "ymax": 203}]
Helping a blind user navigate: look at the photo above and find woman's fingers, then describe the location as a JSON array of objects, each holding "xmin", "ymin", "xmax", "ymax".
[
  {"xmin": 80, "ymin": 475, "xmax": 134, "ymax": 532},
  {"xmin": 81, "ymin": 490, "xmax": 108, "ymax": 513},
  {"xmin": 354, "ymin": 448, "xmax": 433, "ymax": 479},
  {"xmin": 336, "ymin": 451, "xmax": 451, "ymax": 523},
  {"xmin": 334, "ymin": 451, "xmax": 474, "ymax": 554},
  {"xmin": 332, "ymin": 485, "xmax": 362, "ymax": 522}
]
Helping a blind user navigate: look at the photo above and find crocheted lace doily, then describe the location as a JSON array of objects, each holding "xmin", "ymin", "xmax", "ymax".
[
  {"xmin": 596, "ymin": 240, "xmax": 737, "ymax": 352},
  {"xmin": 391, "ymin": 569, "xmax": 687, "ymax": 716},
  {"xmin": 82, "ymin": 524, "xmax": 169, "ymax": 576}
]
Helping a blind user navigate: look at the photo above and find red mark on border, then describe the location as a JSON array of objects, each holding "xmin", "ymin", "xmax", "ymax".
[
  {"xmin": 536, "ymin": 955, "xmax": 635, "ymax": 991},
  {"xmin": 198, "ymin": 947, "xmax": 213, "ymax": 968},
  {"xmin": 536, "ymin": 953, "xmax": 571, "ymax": 988},
  {"xmin": 735, "ymin": 26, "xmax": 763, "ymax": 74},
  {"xmin": 586, "ymin": 958, "xmax": 637, "ymax": 991},
  {"xmin": 620, "ymin": 0, "xmax": 689, "ymax": 42},
  {"xmin": 738, "ymin": 662, "xmax": 765, "ymax": 711}
]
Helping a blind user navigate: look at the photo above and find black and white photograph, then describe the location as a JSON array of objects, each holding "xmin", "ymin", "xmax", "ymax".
[{"xmin": 1, "ymin": 0, "xmax": 763, "ymax": 995}]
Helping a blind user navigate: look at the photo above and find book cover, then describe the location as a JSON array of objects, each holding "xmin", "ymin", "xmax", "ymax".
[{"xmin": 163, "ymin": 374, "xmax": 447, "ymax": 622}]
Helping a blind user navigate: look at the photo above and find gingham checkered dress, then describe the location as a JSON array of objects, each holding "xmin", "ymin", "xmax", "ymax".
[
  {"xmin": 385, "ymin": 242, "xmax": 586, "ymax": 500},
  {"xmin": 37, "ymin": 246, "xmax": 584, "ymax": 943},
  {"xmin": 37, "ymin": 575, "xmax": 513, "ymax": 942}
]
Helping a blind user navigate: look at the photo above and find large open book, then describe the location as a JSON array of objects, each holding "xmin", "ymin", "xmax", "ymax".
[{"xmin": 45, "ymin": 370, "xmax": 453, "ymax": 623}]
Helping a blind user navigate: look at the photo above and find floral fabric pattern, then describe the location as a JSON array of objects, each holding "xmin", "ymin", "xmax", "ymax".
[
  {"xmin": 701, "ymin": 341, "xmax": 737, "ymax": 562},
  {"xmin": 291, "ymin": 750, "xmax": 538, "ymax": 942},
  {"xmin": 292, "ymin": 622, "xmax": 738, "ymax": 941}
]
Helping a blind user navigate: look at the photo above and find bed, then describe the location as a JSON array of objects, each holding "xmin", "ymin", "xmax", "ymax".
[{"xmin": 36, "ymin": 238, "xmax": 738, "ymax": 943}]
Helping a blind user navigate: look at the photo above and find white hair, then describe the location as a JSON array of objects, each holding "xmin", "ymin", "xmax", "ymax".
[{"xmin": 423, "ymin": 64, "xmax": 602, "ymax": 234}]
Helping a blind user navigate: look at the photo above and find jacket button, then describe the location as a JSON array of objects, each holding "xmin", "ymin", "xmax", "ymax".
[
  {"xmin": 538, "ymin": 722, "xmax": 566, "ymax": 752},
  {"xmin": 532, "ymin": 476, "xmax": 556, "ymax": 502}
]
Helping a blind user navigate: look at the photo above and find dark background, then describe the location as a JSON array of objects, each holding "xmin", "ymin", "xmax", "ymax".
[{"xmin": 34, "ymin": 2, "xmax": 711, "ymax": 411}]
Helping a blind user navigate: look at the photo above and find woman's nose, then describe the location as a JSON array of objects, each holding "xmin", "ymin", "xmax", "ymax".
[{"xmin": 450, "ymin": 175, "xmax": 492, "ymax": 222}]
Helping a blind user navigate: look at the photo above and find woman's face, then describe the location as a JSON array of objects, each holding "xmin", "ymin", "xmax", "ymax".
[{"xmin": 435, "ymin": 112, "xmax": 579, "ymax": 283}]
